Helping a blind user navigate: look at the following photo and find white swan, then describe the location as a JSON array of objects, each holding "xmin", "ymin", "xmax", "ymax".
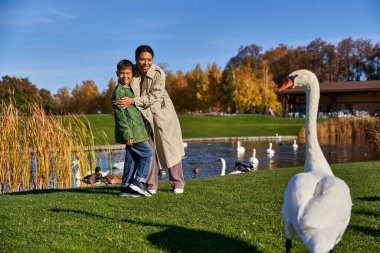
[
  {"xmin": 266, "ymin": 142, "xmax": 275, "ymax": 154},
  {"xmin": 217, "ymin": 158, "xmax": 242, "ymax": 176},
  {"xmin": 248, "ymin": 149, "xmax": 259, "ymax": 164},
  {"xmin": 237, "ymin": 141, "xmax": 245, "ymax": 153},
  {"xmin": 279, "ymin": 69, "xmax": 352, "ymax": 253},
  {"xmin": 292, "ymin": 139, "xmax": 298, "ymax": 150}
]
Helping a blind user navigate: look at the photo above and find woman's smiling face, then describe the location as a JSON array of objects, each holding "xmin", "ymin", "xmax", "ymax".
[{"xmin": 137, "ymin": 51, "xmax": 153, "ymax": 75}]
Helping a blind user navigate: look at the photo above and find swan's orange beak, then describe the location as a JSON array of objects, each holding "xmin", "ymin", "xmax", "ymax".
[{"xmin": 278, "ymin": 78, "xmax": 294, "ymax": 92}]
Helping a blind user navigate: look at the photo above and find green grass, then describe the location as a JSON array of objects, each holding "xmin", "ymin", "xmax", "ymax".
[
  {"xmin": 1, "ymin": 161, "xmax": 379, "ymax": 253},
  {"xmin": 84, "ymin": 114, "xmax": 305, "ymax": 144}
]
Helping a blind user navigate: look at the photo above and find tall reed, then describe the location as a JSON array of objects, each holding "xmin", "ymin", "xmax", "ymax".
[
  {"xmin": 298, "ymin": 117, "xmax": 380, "ymax": 144},
  {"xmin": 0, "ymin": 95, "xmax": 111, "ymax": 193}
]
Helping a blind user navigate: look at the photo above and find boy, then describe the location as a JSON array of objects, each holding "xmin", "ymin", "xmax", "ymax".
[{"xmin": 112, "ymin": 59, "xmax": 153, "ymax": 197}]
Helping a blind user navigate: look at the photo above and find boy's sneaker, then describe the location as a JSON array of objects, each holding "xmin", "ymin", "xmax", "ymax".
[
  {"xmin": 129, "ymin": 181, "xmax": 152, "ymax": 197},
  {"xmin": 119, "ymin": 187, "xmax": 140, "ymax": 197},
  {"xmin": 149, "ymin": 189, "xmax": 157, "ymax": 195}
]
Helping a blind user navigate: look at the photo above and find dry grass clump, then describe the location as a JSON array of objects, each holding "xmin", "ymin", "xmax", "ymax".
[
  {"xmin": 298, "ymin": 117, "xmax": 380, "ymax": 144},
  {"xmin": 371, "ymin": 127, "xmax": 380, "ymax": 151},
  {"xmin": 0, "ymin": 96, "xmax": 111, "ymax": 193}
]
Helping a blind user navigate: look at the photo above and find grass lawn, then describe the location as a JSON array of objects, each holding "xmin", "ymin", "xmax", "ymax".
[
  {"xmin": 1, "ymin": 161, "xmax": 379, "ymax": 252},
  {"xmin": 84, "ymin": 114, "xmax": 306, "ymax": 144}
]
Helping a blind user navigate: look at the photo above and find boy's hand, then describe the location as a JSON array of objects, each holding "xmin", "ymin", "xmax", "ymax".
[{"xmin": 126, "ymin": 139, "xmax": 133, "ymax": 147}]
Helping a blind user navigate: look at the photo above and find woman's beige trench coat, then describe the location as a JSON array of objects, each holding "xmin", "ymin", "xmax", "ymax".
[{"xmin": 130, "ymin": 64, "xmax": 185, "ymax": 169}]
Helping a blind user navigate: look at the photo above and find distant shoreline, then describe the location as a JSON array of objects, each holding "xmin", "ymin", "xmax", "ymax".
[{"xmin": 95, "ymin": 135, "xmax": 298, "ymax": 150}]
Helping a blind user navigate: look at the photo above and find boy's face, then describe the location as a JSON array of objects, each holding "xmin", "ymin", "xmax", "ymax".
[{"xmin": 117, "ymin": 67, "xmax": 133, "ymax": 86}]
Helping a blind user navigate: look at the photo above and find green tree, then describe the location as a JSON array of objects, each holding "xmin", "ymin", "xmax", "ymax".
[
  {"xmin": 0, "ymin": 76, "xmax": 42, "ymax": 113},
  {"xmin": 39, "ymin": 88, "xmax": 57, "ymax": 113}
]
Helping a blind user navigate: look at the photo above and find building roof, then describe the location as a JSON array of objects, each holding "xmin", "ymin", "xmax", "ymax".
[{"xmin": 279, "ymin": 80, "xmax": 380, "ymax": 94}]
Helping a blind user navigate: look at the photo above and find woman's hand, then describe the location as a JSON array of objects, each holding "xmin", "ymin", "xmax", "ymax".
[{"xmin": 114, "ymin": 96, "xmax": 135, "ymax": 109}]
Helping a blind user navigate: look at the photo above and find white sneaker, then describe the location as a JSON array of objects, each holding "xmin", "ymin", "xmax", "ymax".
[
  {"xmin": 149, "ymin": 189, "xmax": 157, "ymax": 195},
  {"xmin": 173, "ymin": 188, "xmax": 184, "ymax": 194}
]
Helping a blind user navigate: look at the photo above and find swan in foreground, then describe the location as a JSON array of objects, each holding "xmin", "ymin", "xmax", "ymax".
[
  {"xmin": 217, "ymin": 158, "xmax": 242, "ymax": 176},
  {"xmin": 266, "ymin": 143, "xmax": 275, "ymax": 154},
  {"xmin": 292, "ymin": 139, "xmax": 298, "ymax": 150},
  {"xmin": 237, "ymin": 141, "xmax": 245, "ymax": 153},
  {"xmin": 279, "ymin": 69, "xmax": 352, "ymax": 253},
  {"xmin": 248, "ymin": 149, "xmax": 259, "ymax": 164}
]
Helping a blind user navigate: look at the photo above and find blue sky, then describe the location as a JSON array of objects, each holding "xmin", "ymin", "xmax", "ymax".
[{"xmin": 1, "ymin": 0, "xmax": 379, "ymax": 93}]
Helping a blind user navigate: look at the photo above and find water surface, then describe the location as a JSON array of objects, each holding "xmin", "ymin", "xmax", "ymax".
[{"xmin": 108, "ymin": 139, "xmax": 379, "ymax": 180}]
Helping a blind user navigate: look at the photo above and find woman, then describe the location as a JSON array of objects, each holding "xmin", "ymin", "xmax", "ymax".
[{"xmin": 115, "ymin": 45, "xmax": 185, "ymax": 194}]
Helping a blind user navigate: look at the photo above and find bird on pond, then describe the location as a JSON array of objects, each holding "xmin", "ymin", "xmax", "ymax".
[
  {"xmin": 234, "ymin": 161, "xmax": 255, "ymax": 172},
  {"xmin": 100, "ymin": 175, "xmax": 122, "ymax": 185},
  {"xmin": 193, "ymin": 168, "xmax": 201, "ymax": 174},
  {"xmin": 248, "ymin": 149, "xmax": 259, "ymax": 164},
  {"xmin": 279, "ymin": 69, "xmax": 352, "ymax": 253},
  {"xmin": 217, "ymin": 158, "xmax": 242, "ymax": 176},
  {"xmin": 81, "ymin": 167, "xmax": 104, "ymax": 186},
  {"xmin": 266, "ymin": 143, "xmax": 275, "ymax": 154},
  {"xmin": 158, "ymin": 169, "xmax": 167, "ymax": 177},
  {"xmin": 237, "ymin": 141, "xmax": 245, "ymax": 153},
  {"xmin": 292, "ymin": 139, "xmax": 298, "ymax": 150}
]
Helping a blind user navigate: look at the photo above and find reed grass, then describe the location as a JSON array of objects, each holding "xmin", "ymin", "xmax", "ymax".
[
  {"xmin": 0, "ymin": 95, "xmax": 111, "ymax": 194},
  {"xmin": 299, "ymin": 117, "xmax": 380, "ymax": 144},
  {"xmin": 371, "ymin": 127, "xmax": 380, "ymax": 150}
]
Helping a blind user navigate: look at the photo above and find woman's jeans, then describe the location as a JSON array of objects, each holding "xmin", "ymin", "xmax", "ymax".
[{"xmin": 121, "ymin": 140, "xmax": 152, "ymax": 187}]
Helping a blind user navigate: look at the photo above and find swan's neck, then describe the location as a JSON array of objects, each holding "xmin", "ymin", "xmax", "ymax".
[
  {"xmin": 253, "ymin": 149, "xmax": 256, "ymax": 158},
  {"xmin": 221, "ymin": 159, "xmax": 226, "ymax": 176},
  {"xmin": 304, "ymin": 84, "xmax": 333, "ymax": 176}
]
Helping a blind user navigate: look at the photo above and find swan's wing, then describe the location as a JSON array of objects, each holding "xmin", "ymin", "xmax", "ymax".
[
  {"xmin": 283, "ymin": 173, "xmax": 320, "ymax": 214},
  {"xmin": 299, "ymin": 176, "xmax": 352, "ymax": 230}
]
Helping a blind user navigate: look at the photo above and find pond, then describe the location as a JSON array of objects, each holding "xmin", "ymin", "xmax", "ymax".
[{"xmin": 107, "ymin": 138, "xmax": 380, "ymax": 181}]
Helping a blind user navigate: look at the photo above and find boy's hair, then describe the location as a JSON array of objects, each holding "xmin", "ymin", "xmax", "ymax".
[
  {"xmin": 117, "ymin": 59, "xmax": 135, "ymax": 74},
  {"xmin": 135, "ymin": 45, "xmax": 154, "ymax": 60}
]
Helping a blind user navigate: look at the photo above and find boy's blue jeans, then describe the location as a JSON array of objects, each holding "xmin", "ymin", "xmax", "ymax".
[{"xmin": 121, "ymin": 140, "xmax": 152, "ymax": 188}]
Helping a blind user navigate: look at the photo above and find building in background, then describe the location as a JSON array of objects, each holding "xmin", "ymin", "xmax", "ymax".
[{"xmin": 279, "ymin": 80, "xmax": 380, "ymax": 117}]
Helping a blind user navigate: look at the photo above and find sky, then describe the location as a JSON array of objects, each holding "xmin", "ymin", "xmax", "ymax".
[{"xmin": 0, "ymin": 0, "xmax": 379, "ymax": 93}]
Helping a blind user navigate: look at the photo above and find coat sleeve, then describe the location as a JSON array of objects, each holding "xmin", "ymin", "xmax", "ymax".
[{"xmin": 134, "ymin": 70, "xmax": 166, "ymax": 109}]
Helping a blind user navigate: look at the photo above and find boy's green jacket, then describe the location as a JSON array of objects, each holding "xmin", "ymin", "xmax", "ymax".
[{"xmin": 112, "ymin": 83, "xmax": 148, "ymax": 144}]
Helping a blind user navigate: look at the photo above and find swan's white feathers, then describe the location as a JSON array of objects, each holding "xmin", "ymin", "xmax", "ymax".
[
  {"xmin": 281, "ymin": 69, "xmax": 352, "ymax": 253},
  {"xmin": 300, "ymin": 177, "xmax": 352, "ymax": 230}
]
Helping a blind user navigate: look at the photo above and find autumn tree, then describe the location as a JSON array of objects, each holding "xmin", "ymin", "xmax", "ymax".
[
  {"xmin": 71, "ymin": 80, "xmax": 100, "ymax": 114},
  {"xmin": 185, "ymin": 64, "xmax": 205, "ymax": 112},
  {"xmin": 205, "ymin": 63, "xmax": 223, "ymax": 111},
  {"xmin": 53, "ymin": 87, "xmax": 73, "ymax": 113},
  {"xmin": 99, "ymin": 78, "xmax": 116, "ymax": 114},
  {"xmin": 367, "ymin": 42, "xmax": 380, "ymax": 80}
]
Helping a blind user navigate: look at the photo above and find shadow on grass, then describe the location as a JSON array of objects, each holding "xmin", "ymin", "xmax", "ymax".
[
  {"xmin": 353, "ymin": 210, "xmax": 380, "ymax": 218},
  {"xmin": 357, "ymin": 196, "xmax": 380, "ymax": 202},
  {"xmin": 350, "ymin": 225, "xmax": 380, "ymax": 238},
  {"xmin": 48, "ymin": 208, "xmax": 261, "ymax": 253},
  {"xmin": 123, "ymin": 218, "xmax": 261, "ymax": 253},
  {"xmin": 7, "ymin": 186, "xmax": 119, "ymax": 196}
]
